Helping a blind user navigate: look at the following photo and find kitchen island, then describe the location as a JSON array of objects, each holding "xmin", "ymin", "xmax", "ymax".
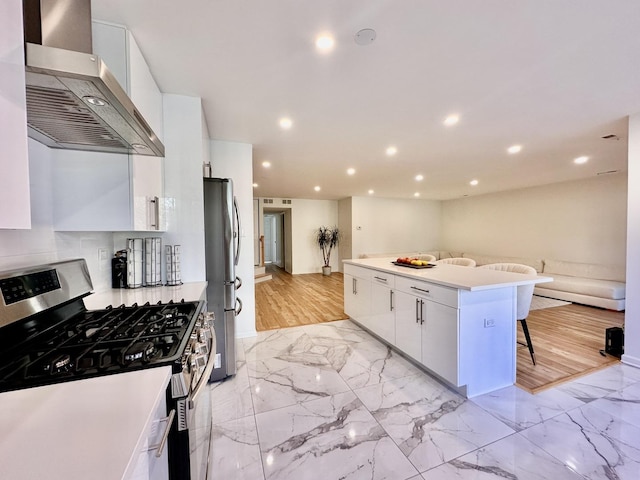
[{"xmin": 343, "ymin": 258, "xmax": 552, "ymax": 397}]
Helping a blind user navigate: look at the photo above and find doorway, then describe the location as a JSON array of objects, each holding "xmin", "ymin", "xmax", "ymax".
[
  {"xmin": 262, "ymin": 207, "xmax": 292, "ymax": 272},
  {"xmin": 263, "ymin": 212, "xmax": 284, "ymax": 267}
]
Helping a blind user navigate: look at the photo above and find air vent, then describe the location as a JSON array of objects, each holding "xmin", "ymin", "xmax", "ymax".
[
  {"xmin": 263, "ymin": 199, "xmax": 273, "ymax": 204},
  {"xmin": 282, "ymin": 199, "xmax": 292, "ymax": 204},
  {"xmin": 597, "ymin": 170, "xmax": 619, "ymax": 176}
]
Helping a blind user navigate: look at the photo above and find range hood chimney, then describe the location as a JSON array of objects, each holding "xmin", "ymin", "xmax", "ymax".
[{"xmin": 22, "ymin": 0, "xmax": 165, "ymax": 156}]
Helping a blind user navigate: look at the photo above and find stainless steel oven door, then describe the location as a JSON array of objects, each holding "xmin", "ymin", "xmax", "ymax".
[
  {"xmin": 186, "ymin": 318, "xmax": 217, "ymax": 480},
  {"xmin": 188, "ymin": 378, "xmax": 213, "ymax": 480}
]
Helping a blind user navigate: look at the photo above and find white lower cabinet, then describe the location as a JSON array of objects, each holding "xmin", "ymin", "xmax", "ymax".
[
  {"xmin": 129, "ymin": 393, "xmax": 170, "ymax": 480},
  {"xmin": 344, "ymin": 273, "xmax": 371, "ymax": 322},
  {"xmin": 348, "ymin": 269, "xmax": 461, "ymax": 387},
  {"xmin": 394, "ymin": 291, "xmax": 422, "ymax": 361},
  {"xmin": 422, "ymin": 300, "xmax": 459, "ymax": 385},
  {"xmin": 369, "ymin": 281, "xmax": 395, "ymax": 344}
]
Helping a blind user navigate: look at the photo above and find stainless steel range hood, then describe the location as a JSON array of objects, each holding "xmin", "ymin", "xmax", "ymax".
[{"xmin": 23, "ymin": 0, "xmax": 165, "ymax": 156}]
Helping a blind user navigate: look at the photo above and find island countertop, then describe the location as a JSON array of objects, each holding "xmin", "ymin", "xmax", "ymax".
[{"xmin": 343, "ymin": 258, "xmax": 552, "ymax": 291}]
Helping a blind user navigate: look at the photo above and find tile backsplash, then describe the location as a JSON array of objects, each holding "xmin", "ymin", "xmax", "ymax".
[{"xmin": 0, "ymin": 140, "xmax": 114, "ymax": 292}]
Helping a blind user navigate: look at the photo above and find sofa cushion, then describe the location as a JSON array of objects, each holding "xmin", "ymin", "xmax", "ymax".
[
  {"xmin": 541, "ymin": 274, "xmax": 625, "ymax": 300},
  {"xmin": 543, "ymin": 259, "xmax": 625, "ymax": 282},
  {"xmin": 463, "ymin": 252, "xmax": 544, "ymax": 273}
]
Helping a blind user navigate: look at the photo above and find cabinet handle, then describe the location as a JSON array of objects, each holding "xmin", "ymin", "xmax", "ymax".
[
  {"xmin": 374, "ymin": 276, "xmax": 387, "ymax": 283},
  {"xmin": 415, "ymin": 298, "xmax": 420, "ymax": 323},
  {"xmin": 390, "ymin": 290, "xmax": 394, "ymax": 311},
  {"xmin": 420, "ymin": 299, "xmax": 425, "ymax": 325},
  {"xmin": 353, "ymin": 278, "xmax": 357, "ymax": 295},
  {"xmin": 149, "ymin": 408, "xmax": 176, "ymax": 458},
  {"xmin": 411, "ymin": 286, "xmax": 430, "ymax": 294},
  {"xmin": 149, "ymin": 196, "xmax": 160, "ymax": 230}
]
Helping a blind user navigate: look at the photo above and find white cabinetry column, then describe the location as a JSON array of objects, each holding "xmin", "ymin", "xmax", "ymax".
[{"xmin": 0, "ymin": 0, "xmax": 31, "ymax": 229}]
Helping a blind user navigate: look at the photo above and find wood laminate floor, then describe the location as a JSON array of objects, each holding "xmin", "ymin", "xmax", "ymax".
[
  {"xmin": 254, "ymin": 264, "xmax": 349, "ymax": 331},
  {"xmin": 254, "ymin": 267, "xmax": 624, "ymax": 392},
  {"xmin": 516, "ymin": 302, "xmax": 624, "ymax": 393}
]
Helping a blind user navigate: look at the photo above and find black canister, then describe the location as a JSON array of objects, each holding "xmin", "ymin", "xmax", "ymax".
[{"xmin": 111, "ymin": 251, "xmax": 127, "ymax": 288}]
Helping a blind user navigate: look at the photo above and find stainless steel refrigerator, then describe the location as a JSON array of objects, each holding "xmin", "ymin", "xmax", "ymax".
[{"xmin": 203, "ymin": 177, "xmax": 242, "ymax": 382}]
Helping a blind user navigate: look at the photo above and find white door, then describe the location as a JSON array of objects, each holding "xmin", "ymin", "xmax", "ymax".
[{"xmin": 263, "ymin": 214, "xmax": 275, "ymax": 263}]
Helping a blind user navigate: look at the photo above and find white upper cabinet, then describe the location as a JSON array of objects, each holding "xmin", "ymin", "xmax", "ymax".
[
  {"xmin": 52, "ymin": 21, "xmax": 164, "ymax": 231},
  {"xmin": 0, "ymin": 0, "xmax": 31, "ymax": 229}
]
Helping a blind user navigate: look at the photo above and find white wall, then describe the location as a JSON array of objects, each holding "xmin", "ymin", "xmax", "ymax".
[
  {"xmin": 351, "ymin": 196, "xmax": 442, "ymax": 259},
  {"xmin": 623, "ymin": 114, "xmax": 640, "ymax": 368},
  {"xmin": 441, "ymin": 174, "xmax": 628, "ymax": 266},
  {"xmin": 291, "ymin": 199, "xmax": 340, "ymax": 274},
  {"xmin": 211, "ymin": 140, "xmax": 257, "ymax": 339},
  {"xmin": 0, "ymin": 140, "xmax": 114, "ymax": 292}
]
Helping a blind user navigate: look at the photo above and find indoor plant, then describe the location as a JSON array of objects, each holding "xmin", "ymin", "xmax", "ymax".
[{"xmin": 316, "ymin": 226, "xmax": 340, "ymax": 275}]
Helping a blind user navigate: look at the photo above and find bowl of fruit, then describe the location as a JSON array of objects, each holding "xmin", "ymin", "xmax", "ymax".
[{"xmin": 392, "ymin": 257, "xmax": 436, "ymax": 268}]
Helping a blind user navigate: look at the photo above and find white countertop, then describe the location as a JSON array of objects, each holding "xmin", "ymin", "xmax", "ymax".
[
  {"xmin": 344, "ymin": 258, "xmax": 552, "ymax": 291},
  {"xmin": 0, "ymin": 367, "xmax": 171, "ymax": 480},
  {"xmin": 84, "ymin": 281, "xmax": 207, "ymax": 310}
]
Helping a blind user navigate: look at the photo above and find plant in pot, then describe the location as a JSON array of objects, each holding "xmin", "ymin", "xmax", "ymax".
[{"xmin": 316, "ymin": 226, "xmax": 340, "ymax": 276}]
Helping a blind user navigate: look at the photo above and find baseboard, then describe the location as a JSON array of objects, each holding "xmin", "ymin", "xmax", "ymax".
[{"xmin": 621, "ymin": 354, "xmax": 640, "ymax": 369}]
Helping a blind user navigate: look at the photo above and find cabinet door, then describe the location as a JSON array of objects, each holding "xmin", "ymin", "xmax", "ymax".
[
  {"xmin": 394, "ymin": 291, "xmax": 422, "ymax": 361},
  {"xmin": 369, "ymin": 283, "xmax": 395, "ymax": 344},
  {"xmin": 0, "ymin": 0, "xmax": 31, "ymax": 229},
  {"xmin": 422, "ymin": 300, "xmax": 459, "ymax": 385},
  {"xmin": 344, "ymin": 274, "xmax": 371, "ymax": 324}
]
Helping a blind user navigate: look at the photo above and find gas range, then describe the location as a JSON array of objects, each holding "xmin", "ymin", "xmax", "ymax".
[
  {"xmin": 0, "ymin": 300, "xmax": 203, "ymax": 393},
  {"xmin": 0, "ymin": 259, "xmax": 216, "ymax": 480}
]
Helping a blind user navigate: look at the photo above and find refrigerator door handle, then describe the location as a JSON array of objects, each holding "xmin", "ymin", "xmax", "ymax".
[
  {"xmin": 235, "ymin": 297, "xmax": 243, "ymax": 316},
  {"xmin": 235, "ymin": 276, "xmax": 242, "ymax": 290},
  {"xmin": 233, "ymin": 196, "xmax": 241, "ymax": 267}
]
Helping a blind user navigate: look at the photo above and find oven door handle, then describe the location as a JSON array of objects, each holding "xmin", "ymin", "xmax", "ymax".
[{"xmin": 190, "ymin": 328, "xmax": 217, "ymax": 405}]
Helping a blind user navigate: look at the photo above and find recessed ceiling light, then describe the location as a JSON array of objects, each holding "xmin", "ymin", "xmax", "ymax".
[
  {"xmin": 252, "ymin": 183, "xmax": 258, "ymax": 188},
  {"xmin": 574, "ymin": 156, "xmax": 589, "ymax": 164},
  {"xmin": 507, "ymin": 145, "xmax": 522, "ymax": 154},
  {"xmin": 443, "ymin": 114, "xmax": 459, "ymax": 126},
  {"xmin": 279, "ymin": 117, "xmax": 293, "ymax": 130},
  {"xmin": 368, "ymin": 189, "xmax": 374, "ymax": 195},
  {"xmin": 386, "ymin": 146, "xmax": 397, "ymax": 156},
  {"xmin": 315, "ymin": 34, "xmax": 335, "ymax": 53},
  {"xmin": 262, "ymin": 161, "xmax": 271, "ymax": 168},
  {"xmin": 470, "ymin": 179, "xmax": 479, "ymax": 186},
  {"xmin": 314, "ymin": 186, "xmax": 321, "ymax": 192},
  {"xmin": 415, "ymin": 174, "xmax": 424, "ymax": 181},
  {"xmin": 414, "ymin": 192, "xmax": 420, "ymax": 197},
  {"xmin": 347, "ymin": 168, "xmax": 356, "ymax": 175}
]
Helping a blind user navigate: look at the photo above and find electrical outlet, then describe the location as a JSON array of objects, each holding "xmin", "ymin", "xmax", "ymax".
[{"xmin": 484, "ymin": 318, "xmax": 495, "ymax": 328}]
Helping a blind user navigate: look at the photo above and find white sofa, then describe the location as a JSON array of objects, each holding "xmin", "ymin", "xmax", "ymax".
[
  {"xmin": 359, "ymin": 250, "xmax": 626, "ymax": 311},
  {"xmin": 534, "ymin": 259, "xmax": 625, "ymax": 311}
]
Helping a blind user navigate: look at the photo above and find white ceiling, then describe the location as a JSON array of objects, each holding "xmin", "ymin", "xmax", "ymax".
[{"xmin": 92, "ymin": 0, "xmax": 639, "ymax": 200}]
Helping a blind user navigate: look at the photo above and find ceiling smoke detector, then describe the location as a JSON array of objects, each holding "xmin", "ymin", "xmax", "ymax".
[{"xmin": 355, "ymin": 29, "xmax": 376, "ymax": 46}]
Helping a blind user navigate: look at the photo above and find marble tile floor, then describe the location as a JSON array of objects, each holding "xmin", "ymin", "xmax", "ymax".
[{"xmin": 208, "ymin": 319, "xmax": 640, "ymax": 480}]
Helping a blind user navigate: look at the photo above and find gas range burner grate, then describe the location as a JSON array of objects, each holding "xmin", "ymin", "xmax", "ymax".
[{"xmin": 0, "ymin": 300, "xmax": 202, "ymax": 392}]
